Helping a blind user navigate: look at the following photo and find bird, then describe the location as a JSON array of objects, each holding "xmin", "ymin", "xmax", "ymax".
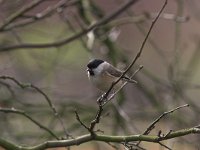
[{"xmin": 87, "ymin": 59, "xmax": 137, "ymax": 92}]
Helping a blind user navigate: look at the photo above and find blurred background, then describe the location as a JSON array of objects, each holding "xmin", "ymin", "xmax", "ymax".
[{"xmin": 0, "ymin": 0, "xmax": 200, "ymax": 149}]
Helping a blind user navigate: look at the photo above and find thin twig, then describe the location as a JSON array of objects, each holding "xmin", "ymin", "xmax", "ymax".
[
  {"xmin": 122, "ymin": 142, "xmax": 146, "ymax": 150},
  {"xmin": 136, "ymin": 104, "xmax": 189, "ymax": 146},
  {"xmin": 158, "ymin": 142, "xmax": 172, "ymax": 150},
  {"xmin": 89, "ymin": 104, "xmax": 104, "ymax": 132},
  {"xmin": 58, "ymin": 9, "xmax": 89, "ymax": 51},
  {"xmin": 0, "ymin": 75, "xmax": 71, "ymax": 138},
  {"xmin": 0, "ymin": 0, "xmax": 45, "ymax": 31},
  {"xmin": 0, "ymin": 107, "xmax": 59, "ymax": 139},
  {"xmin": 0, "ymin": 81, "xmax": 15, "ymax": 97},
  {"xmin": 89, "ymin": 0, "xmax": 167, "ymax": 134},
  {"xmin": 0, "ymin": 0, "xmax": 138, "ymax": 51},
  {"xmin": 143, "ymin": 104, "xmax": 189, "ymax": 136},
  {"xmin": 107, "ymin": 13, "xmax": 189, "ymax": 28},
  {"xmin": 101, "ymin": 0, "xmax": 168, "ymax": 101},
  {"xmin": 103, "ymin": 65, "xmax": 143, "ymax": 106},
  {"xmin": 74, "ymin": 110, "xmax": 90, "ymax": 132},
  {"xmin": 106, "ymin": 142, "xmax": 119, "ymax": 150},
  {"xmin": 2, "ymin": 0, "xmax": 78, "ymax": 31}
]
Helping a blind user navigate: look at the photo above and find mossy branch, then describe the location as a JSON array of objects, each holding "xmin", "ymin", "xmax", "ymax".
[{"xmin": 0, "ymin": 127, "xmax": 199, "ymax": 150}]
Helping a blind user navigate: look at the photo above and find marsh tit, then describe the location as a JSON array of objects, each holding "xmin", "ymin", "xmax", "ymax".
[{"xmin": 87, "ymin": 59, "xmax": 137, "ymax": 92}]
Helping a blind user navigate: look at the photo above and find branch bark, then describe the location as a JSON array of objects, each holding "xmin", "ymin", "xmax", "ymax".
[
  {"xmin": 0, "ymin": 0, "xmax": 138, "ymax": 52},
  {"xmin": 0, "ymin": 0, "xmax": 45, "ymax": 31},
  {"xmin": 0, "ymin": 107, "xmax": 59, "ymax": 140},
  {"xmin": 0, "ymin": 127, "xmax": 199, "ymax": 150}
]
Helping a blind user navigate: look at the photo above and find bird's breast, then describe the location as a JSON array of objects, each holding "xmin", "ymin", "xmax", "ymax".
[{"xmin": 89, "ymin": 72, "xmax": 123, "ymax": 92}]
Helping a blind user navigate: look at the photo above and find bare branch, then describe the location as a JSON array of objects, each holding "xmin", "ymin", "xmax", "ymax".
[
  {"xmin": 0, "ymin": 75, "xmax": 71, "ymax": 138},
  {"xmin": 136, "ymin": 104, "xmax": 189, "ymax": 146},
  {"xmin": 2, "ymin": 0, "xmax": 78, "ymax": 31},
  {"xmin": 100, "ymin": 0, "xmax": 168, "ymax": 102},
  {"xmin": 0, "ymin": 107, "xmax": 59, "ymax": 139},
  {"xmin": 0, "ymin": 127, "xmax": 199, "ymax": 150},
  {"xmin": 74, "ymin": 110, "xmax": 90, "ymax": 132},
  {"xmin": 158, "ymin": 141, "xmax": 172, "ymax": 150},
  {"xmin": 103, "ymin": 65, "xmax": 143, "ymax": 106},
  {"xmin": 122, "ymin": 142, "xmax": 146, "ymax": 150},
  {"xmin": 0, "ymin": 0, "xmax": 45, "ymax": 31},
  {"xmin": 89, "ymin": 104, "xmax": 104, "ymax": 133},
  {"xmin": 85, "ymin": 0, "xmax": 167, "ymax": 138},
  {"xmin": 0, "ymin": 0, "xmax": 138, "ymax": 52},
  {"xmin": 142, "ymin": 104, "xmax": 189, "ymax": 136},
  {"xmin": 108, "ymin": 13, "xmax": 189, "ymax": 28}
]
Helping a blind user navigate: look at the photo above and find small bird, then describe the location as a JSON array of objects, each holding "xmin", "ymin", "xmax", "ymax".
[{"xmin": 87, "ymin": 59, "xmax": 137, "ymax": 92}]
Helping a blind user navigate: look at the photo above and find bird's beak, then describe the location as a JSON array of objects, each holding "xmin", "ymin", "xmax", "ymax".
[{"xmin": 87, "ymin": 68, "xmax": 94, "ymax": 76}]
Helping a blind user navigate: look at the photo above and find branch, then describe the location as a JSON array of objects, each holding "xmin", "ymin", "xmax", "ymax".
[
  {"xmin": 107, "ymin": 13, "xmax": 189, "ymax": 27},
  {"xmin": 143, "ymin": 104, "xmax": 189, "ymax": 136},
  {"xmin": 158, "ymin": 141, "xmax": 172, "ymax": 150},
  {"xmin": 75, "ymin": 110, "xmax": 90, "ymax": 132},
  {"xmin": 2, "ymin": 0, "xmax": 78, "ymax": 31},
  {"xmin": 0, "ymin": 107, "xmax": 59, "ymax": 140},
  {"xmin": 136, "ymin": 104, "xmax": 189, "ymax": 146},
  {"xmin": 103, "ymin": 65, "xmax": 143, "ymax": 106},
  {"xmin": 0, "ymin": 0, "xmax": 45, "ymax": 31},
  {"xmin": 83, "ymin": 0, "xmax": 167, "ymax": 135},
  {"xmin": 89, "ymin": 104, "xmax": 104, "ymax": 132},
  {"xmin": 0, "ymin": 0, "xmax": 138, "ymax": 52},
  {"xmin": 0, "ymin": 127, "xmax": 199, "ymax": 150},
  {"xmin": 0, "ymin": 75, "xmax": 71, "ymax": 138},
  {"xmin": 100, "ymin": 0, "xmax": 167, "ymax": 102}
]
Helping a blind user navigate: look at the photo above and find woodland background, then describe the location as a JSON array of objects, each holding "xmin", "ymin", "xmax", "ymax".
[{"xmin": 0, "ymin": 0, "xmax": 200, "ymax": 149}]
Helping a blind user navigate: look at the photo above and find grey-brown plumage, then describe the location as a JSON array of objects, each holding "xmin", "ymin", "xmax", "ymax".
[{"xmin": 87, "ymin": 59, "xmax": 136, "ymax": 92}]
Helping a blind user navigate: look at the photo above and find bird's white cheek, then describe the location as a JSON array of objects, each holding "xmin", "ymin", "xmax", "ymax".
[{"xmin": 87, "ymin": 71, "xmax": 90, "ymax": 78}]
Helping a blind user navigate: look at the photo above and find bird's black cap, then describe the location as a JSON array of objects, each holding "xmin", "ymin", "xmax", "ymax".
[{"xmin": 87, "ymin": 59, "xmax": 104, "ymax": 69}]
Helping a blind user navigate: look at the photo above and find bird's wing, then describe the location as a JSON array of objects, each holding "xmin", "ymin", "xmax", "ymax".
[
  {"xmin": 105, "ymin": 64, "xmax": 123, "ymax": 78},
  {"xmin": 105, "ymin": 64, "xmax": 137, "ymax": 83}
]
